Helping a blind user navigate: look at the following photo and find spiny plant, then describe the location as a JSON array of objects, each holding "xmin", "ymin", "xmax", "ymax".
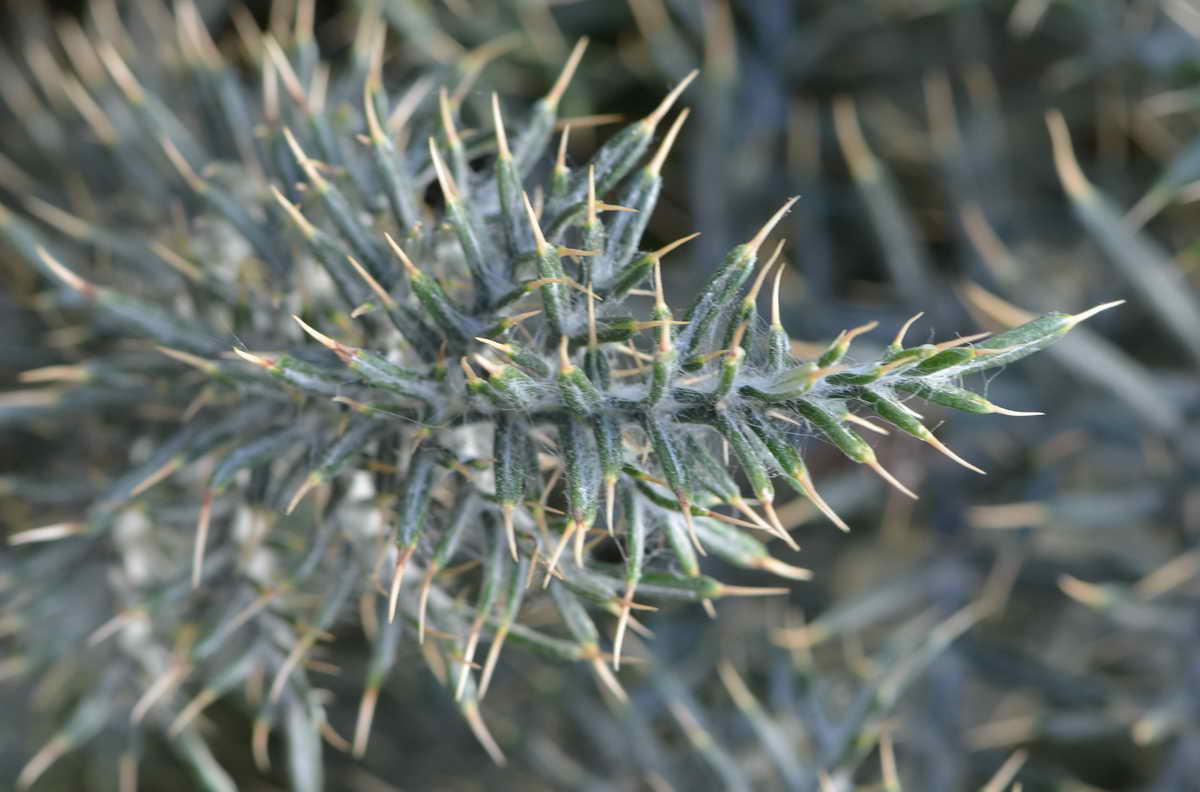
[
  {"xmin": 0, "ymin": 1, "xmax": 1119, "ymax": 789},
  {"xmin": 517, "ymin": 585, "xmax": 1035, "ymax": 791}
]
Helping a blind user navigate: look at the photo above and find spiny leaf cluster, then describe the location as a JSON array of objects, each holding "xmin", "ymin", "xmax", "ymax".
[{"xmin": 0, "ymin": 2, "xmax": 1114, "ymax": 789}]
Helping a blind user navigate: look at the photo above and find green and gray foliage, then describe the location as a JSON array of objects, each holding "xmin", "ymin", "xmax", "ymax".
[{"xmin": 0, "ymin": 2, "xmax": 1159, "ymax": 791}]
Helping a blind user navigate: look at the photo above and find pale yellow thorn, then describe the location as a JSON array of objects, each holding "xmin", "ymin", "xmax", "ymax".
[
  {"xmin": 182, "ymin": 389, "xmax": 214, "ymax": 422},
  {"xmin": 749, "ymin": 497, "xmax": 798, "ymax": 549},
  {"xmin": 524, "ymin": 276, "xmax": 594, "ymax": 297},
  {"xmin": 438, "ymin": 87, "xmax": 461, "ymax": 146},
  {"xmin": 491, "ymin": 93, "xmax": 511, "ymax": 159},
  {"xmin": 730, "ymin": 496, "xmax": 780, "ymax": 537},
  {"xmin": 387, "ymin": 545, "xmax": 415, "ymax": 622},
  {"xmin": 267, "ymin": 631, "xmax": 318, "ymax": 706},
  {"xmin": 176, "ymin": 0, "xmax": 223, "ymax": 68},
  {"xmin": 555, "ymin": 113, "xmax": 626, "ymax": 132},
  {"xmin": 727, "ymin": 587, "xmax": 794, "ymax": 600},
  {"xmin": 129, "ymin": 456, "xmax": 183, "ymax": 497},
  {"xmin": 456, "ymin": 616, "xmax": 487, "ymax": 700},
  {"xmin": 757, "ymin": 556, "xmax": 813, "ymax": 581},
  {"xmin": 843, "ymin": 319, "xmax": 880, "ymax": 344},
  {"xmin": 745, "ymin": 238, "xmax": 787, "ymax": 307},
  {"xmin": 604, "ymin": 477, "xmax": 617, "ymax": 536},
  {"xmin": 18, "ymin": 364, "xmax": 88, "ymax": 384},
  {"xmin": 192, "ymin": 491, "xmax": 214, "ymax": 588},
  {"xmin": 591, "ymin": 655, "xmax": 629, "ymax": 704},
  {"xmin": 612, "ymin": 580, "xmax": 636, "ymax": 671},
  {"xmin": 285, "ymin": 475, "xmax": 321, "ymax": 515},
  {"xmin": 364, "ymin": 80, "xmax": 387, "ymax": 144},
  {"xmin": 642, "ymin": 69, "xmax": 699, "ymax": 129},
  {"xmin": 283, "ymin": 127, "xmax": 327, "ymax": 190},
  {"xmin": 587, "ymin": 284, "xmax": 600, "ymax": 349},
  {"xmin": 383, "ymin": 232, "xmax": 421, "ymax": 277},
  {"xmin": 16, "ymin": 735, "xmax": 70, "ymax": 790},
  {"xmin": 56, "ymin": 15, "xmax": 107, "ymax": 86},
  {"xmin": 506, "ymin": 307, "xmax": 540, "ymax": 327},
  {"xmin": 36, "ymin": 247, "xmax": 93, "ymax": 296},
  {"xmin": 462, "ymin": 702, "xmax": 507, "ymax": 766},
  {"xmin": 1045, "ymin": 109, "xmax": 1091, "ymax": 197},
  {"xmin": 893, "ymin": 312, "xmax": 925, "ymax": 347},
  {"xmin": 573, "ymin": 516, "xmax": 587, "ymax": 567},
  {"xmin": 387, "ymin": 75, "xmax": 435, "ymax": 135},
  {"xmin": 545, "ymin": 37, "xmax": 589, "ymax": 108},
  {"xmin": 555, "ymin": 124, "xmax": 571, "ymax": 173},
  {"xmin": 542, "ymin": 521, "xmax": 577, "ymax": 587},
  {"xmin": 345, "ymin": 254, "xmax": 397, "ymax": 308},
  {"xmin": 923, "ymin": 432, "xmax": 987, "ymax": 476},
  {"xmin": 229, "ymin": 5, "xmax": 264, "ymax": 60},
  {"xmin": 1057, "ymin": 574, "xmax": 1111, "ymax": 608},
  {"xmin": 502, "ymin": 504, "xmax": 518, "ymax": 561},
  {"xmin": 262, "ymin": 54, "xmax": 280, "ymax": 124},
  {"xmin": 930, "ymin": 330, "xmax": 991, "ymax": 352},
  {"xmin": 263, "ymin": 36, "xmax": 306, "ymax": 106},
  {"xmin": 833, "ymin": 95, "xmax": 879, "ymax": 180},
  {"xmin": 1068, "ymin": 299, "xmax": 1126, "ymax": 327},
  {"xmin": 586, "ymin": 165, "xmax": 597, "ymax": 226},
  {"xmin": 168, "ymin": 688, "xmax": 219, "ymax": 737},
  {"xmin": 968, "ymin": 501, "xmax": 1049, "ymax": 530},
  {"xmin": 796, "ymin": 470, "xmax": 851, "ymax": 532},
  {"xmin": 475, "ymin": 337, "xmax": 513, "ymax": 356},
  {"xmin": 961, "ymin": 202, "xmax": 1019, "ymax": 281},
  {"xmin": 24, "ymin": 197, "xmax": 88, "ymax": 239},
  {"xmin": 270, "ymin": 184, "xmax": 317, "ymax": 238},
  {"xmin": 764, "ymin": 237, "xmax": 787, "ymax": 269},
  {"xmin": 24, "ymin": 19, "xmax": 69, "ymax": 108},
  {"xmin": 148, "ymin": 241, "xmax": 203, "ymax": 282},
  {"xmin": 478, "ymin": 622, "xmax": 511, "ymax": 698},
  {"xmin": 1126, "ymin": 188, "xmax": 1164, "ymax": 230},
  {"xmin": 746, "ymin": 196, "xmax": 800, "ymax": 255},
  {"xmin": 1135, "ymin": 550, "xmax": 1200, "ymax": 600},
  {"xmin": 417, "ymin": 566, "xmax": 437, "ymax": 643},
  {"xmin": 653, "ymin": 231, "xmax": 702, "ymax": 259},
  {"xmin": 8, "ymin": 522, "xmax": 86, "ymax": 546},
  {"xmin": 649, "ymin": 264, "xmax": 674, "ymax": 365},
  {"xmin": 646, "ymin": 107, "xmax": 690, "ymax": 176},
  {"xmin": 521, "ymin": 191, "xmax": 549, "ymax": 250},
  {"xmin": 673, "ymin": 495, "xmax": 705, "ymax": 557},
  {"xmin": 452, "ymin": 34, "xmax": 523, "ymax": 106},
  {"xmin": 308, "ymin": 62, "xmax": 329, "ymax": 115},
  {"xmin": 843, "ymin": 413, "xmax": 890, "ymax": 435},
  {"xmin": 295, "ymin": 0, "xmax": 316, "ymax": 42},
  {"xmin": 866, "ymin": 456, "xmax": 919, "ymax": 500},
  {"xmin": 428, "ymin": 137, "xmax": 459, "ymax": 200},
  {"xmin": 770, "ymin": 256, "xmax": 786, "ymax": 328},
  {"xmin": 958, "ymin": 281, "xmax": 1036, "ymax": 327},
  {"xmin": 61, "ymin": 76, "xmax": 119, "ymax": 145},
  {"xmin": 597, "ymin": 201, "xmax": 638, "ymax": 213},
  {"xmin": 759, "ymin": 498, "xmax": 794, "ymax": 546},
  {"xmin": 96, "ymin": 40, "xmax": 144, "ymax": 102},
  {"xmin": 987, "ymin": 403, "xmax": 1044, "ymax": 417},
  {"xmin": 352, "ymin": 686, "xmax": 380, "ymax": 758},
  {"xmin": 717, "ymin": 662, "xmax": 759, "ymax": 716},
  {"xmin": 558, "ymin": 334, "xmax": 573, "ymax": 371},
  {"xmin": 291, "ymin": 314, "xmax": 338, "ymax": 350},
  {"xmin": 880, "ymin": 728, "xmax": 901, "ymax": 791},
  {"xmin": 980, "ymin": 750, "xmax": 1029, "ymax": 792},
  {"xmin": 470, "ymin": 354, "xmax": 501, "ymax": 377}
]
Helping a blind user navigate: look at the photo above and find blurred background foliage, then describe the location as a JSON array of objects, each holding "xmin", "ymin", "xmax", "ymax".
[{"xmin": 3, "ymin": 0, "xmax": 1200, "ymax": 790}]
